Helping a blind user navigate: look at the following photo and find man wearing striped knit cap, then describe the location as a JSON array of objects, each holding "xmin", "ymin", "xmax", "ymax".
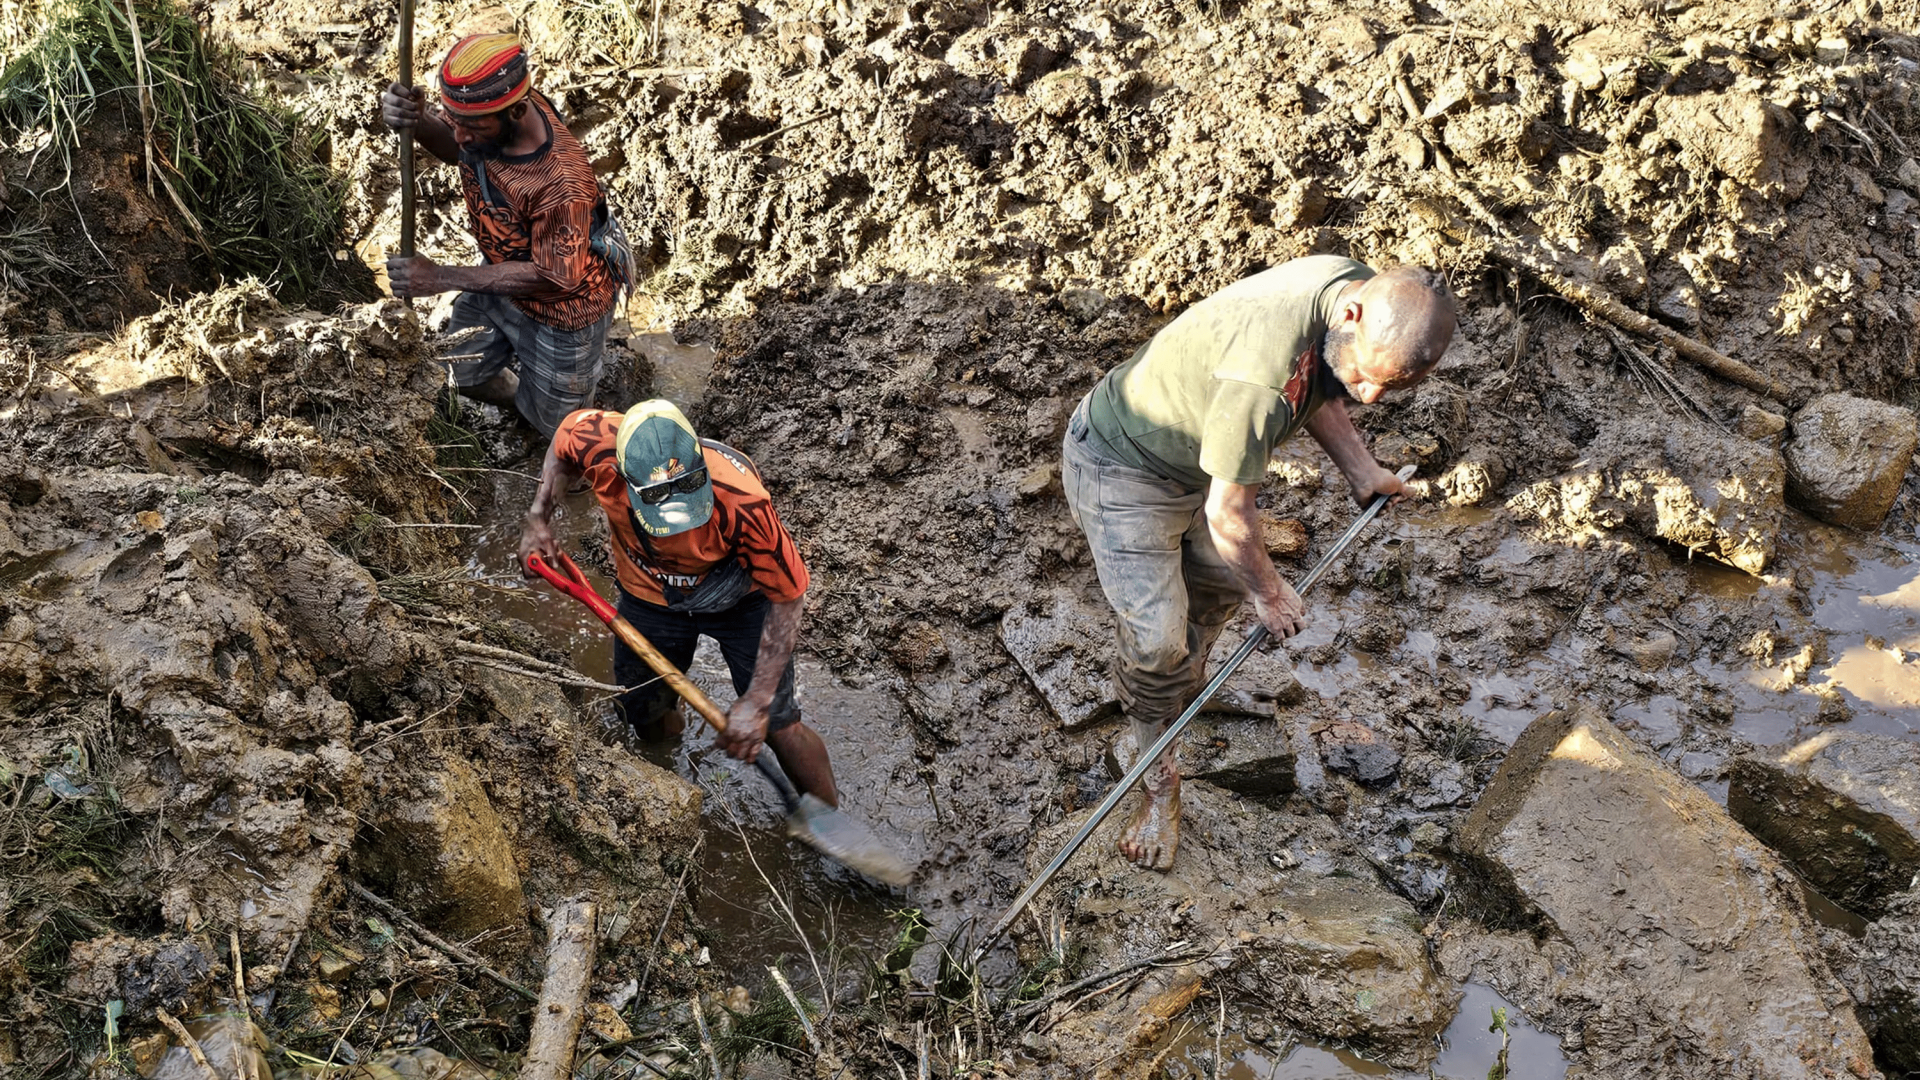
[{"xmin": 381, "ymin": 33, "xmax": 634, "ymax": 436}]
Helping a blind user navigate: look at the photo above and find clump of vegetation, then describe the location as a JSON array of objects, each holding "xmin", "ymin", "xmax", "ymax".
[{"xmin": 0, "ymin": 0, "xmax": 355, "ymax": 303}]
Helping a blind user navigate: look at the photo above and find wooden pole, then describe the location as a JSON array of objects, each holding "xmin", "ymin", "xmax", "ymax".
[
  {"xmin": 520, "ymin": 898, "xmax": 597, "ymax": 1080},
  {"xmin": 397, "ymin": 0, "xmax": 417, "ymax": 260}
]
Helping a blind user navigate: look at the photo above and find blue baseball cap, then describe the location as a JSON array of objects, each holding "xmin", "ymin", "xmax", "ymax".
[{"xmin": 615, "ymin": 400, "xmax": 713, "ymax": 536}]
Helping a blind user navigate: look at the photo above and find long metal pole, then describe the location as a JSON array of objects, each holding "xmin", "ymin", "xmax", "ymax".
[
  {"xmin": 971, "ymin": 465, "xmax": 1416, "ymax": 964},
  {"xmin": 397, "ymin": 0, "xmax": 417, "ymax": 260}
]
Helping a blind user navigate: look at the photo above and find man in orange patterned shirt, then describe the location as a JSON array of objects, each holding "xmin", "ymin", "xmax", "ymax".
[
  {"xmin": 380, "ymin": 34, "xmax": 630, "ymax": 436},
  {"xmin": 521, "ymin": 401, "xmax": 841, "ymax": 806}
]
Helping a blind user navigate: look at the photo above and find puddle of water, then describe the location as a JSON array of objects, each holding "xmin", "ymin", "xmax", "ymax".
[
  {"xmin": 1152, "ymin": 982, "xmax": 1566, "ymax": 1080},
  {"xmin": 633, "ymin": 331, "xmax": 717, "ymax": 407}
]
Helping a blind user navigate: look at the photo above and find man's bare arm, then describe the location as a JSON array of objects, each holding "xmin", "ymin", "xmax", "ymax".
[
  {"xmin": 1205, "ymin": 478, "xmax": 1306, "ymax": 639},
  {"xmin": 518, "ymin": 439, "xmax": 582, "ymax": 568},
  {"xmin": 1304, "ymin": 400, "xmax": 1405, "ymax": 506}
]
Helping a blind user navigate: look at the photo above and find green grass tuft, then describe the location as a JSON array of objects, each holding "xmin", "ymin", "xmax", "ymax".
[{"xmin": 0, "ymin": 0, "xmax": 354, "ymax": 303}]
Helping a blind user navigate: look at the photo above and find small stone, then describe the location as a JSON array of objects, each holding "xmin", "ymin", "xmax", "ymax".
[
  {"xmin": 1886, "ymin": 189, "xmax": 1916, "ymax": 216},
  {"xmin": 1815, "ymin": 38, "xmax": 1850, "ymax": 63},
  {"xmin": 317, "ymin": 955, "xmax": 358, "ymax": 983},
  {"xmin": 1315, "ymin": 721, "xmax": 1401, "ymax": 784},
  {"xmin": 1260, "ymin": 515, "xmax": 1308, "ymax": 558},
  {"xmin": 1898, "ymin": 158, "xmax": 1920, "ymax": 192},
  {"xmin": 367, "ymin": 988, "xmax": 388, "ymax": 1009},
  {"xmin": 1654, "ymin": 284, "xmax": 1702, "ymax": 330},
  {"xmin": 1738, "ymin": 404, "xmax": 1788, "ymax": 443},
  {"xmin": 1060, "ymin": 287, "xmax": 1109, "ymax": 323},
  {"xmin": 1016, "ymin": 462, "xmax": 1058, "ymax": 500}
]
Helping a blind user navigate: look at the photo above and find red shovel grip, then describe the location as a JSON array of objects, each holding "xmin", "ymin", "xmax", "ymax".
[{"xmin": 524, "ymin": 552, "xmax": 618, "ymax": 624}]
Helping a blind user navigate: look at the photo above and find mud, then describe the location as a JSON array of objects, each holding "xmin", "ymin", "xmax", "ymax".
[{"xmin": 5, "ymin": 0, "xmax": 1920, "ymax": 1076}]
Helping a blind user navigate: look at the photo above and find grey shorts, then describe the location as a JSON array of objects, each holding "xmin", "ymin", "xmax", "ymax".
[{"xmin": 443, "ymin": 291, "xmax": 611, "ymax": 437}]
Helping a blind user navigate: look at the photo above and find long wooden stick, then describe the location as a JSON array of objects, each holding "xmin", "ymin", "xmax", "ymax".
[
  {"xmin": 397, "ymin": 0, "xmax": 417, "ymax": 260},
  {"xmin": 521, "ymin": 899, "xmax": 597, "ymax": 1080}
]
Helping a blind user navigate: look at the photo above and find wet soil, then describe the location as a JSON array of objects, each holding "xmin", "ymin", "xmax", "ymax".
[{"xmin": 6, "ymin": 0, "xmax": 1920, "ymax": 1076}]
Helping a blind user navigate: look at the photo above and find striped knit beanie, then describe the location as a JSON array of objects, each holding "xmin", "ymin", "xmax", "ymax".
[{"xmin": 438, "ymin": 34, "xmax": 532, "ymax": 117}]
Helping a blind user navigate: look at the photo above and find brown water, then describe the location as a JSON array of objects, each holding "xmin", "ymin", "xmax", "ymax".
[{"xmin": 1152, "ymin": 981, "xmax": 1567, "ymax": 1079}]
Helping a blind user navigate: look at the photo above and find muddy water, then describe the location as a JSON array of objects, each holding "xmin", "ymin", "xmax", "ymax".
[{"xmin": 1151, "ymin": 982, "xmax": 1566, "ymax": 1079}]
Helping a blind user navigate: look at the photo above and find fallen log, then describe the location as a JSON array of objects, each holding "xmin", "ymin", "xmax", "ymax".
[{"xmin": 521, "ymin": 898, "xmax": 598, "ymax": 1080}]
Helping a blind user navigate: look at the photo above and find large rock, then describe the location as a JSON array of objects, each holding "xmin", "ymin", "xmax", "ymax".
[
  {"xmin": 357, "ymin": 753, "xmax": 527, "ymax": 940},
  {"xmin": 1505, "ymin": 416, "xmax": 1785, "ymax": 574},
  {"xmin": 1030, "ymin": 783, "xmax": 1453, "ymax": 1070},
  {"xmin": 1783, "ymin": 393, "xmax": 1918, "ymax": 530},
  {"xmin": 1456, "ymin": 707, "xmax": 1878, "ymax": 1079},
  {"xmin": 1729, "ymin": 732, "xmax": 1920, "ymax": 919},
  {"xmin": 1831, "ymin": 889, "xmax": 1920, "ymax": 1075}
]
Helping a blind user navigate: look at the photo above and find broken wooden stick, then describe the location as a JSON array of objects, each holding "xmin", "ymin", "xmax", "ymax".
[
  {"xmin": 1410, "ymin": 197, "xmax": 1794, "ymax": 403},
  {"xmin": 347, "ymin": 882, "xmax": 537, "ymax": 1001},
  {"xmin": 154, "ymin": 1008, "xmax": 220, "ymax": 1080},
  {"xmin": 521, "ymin": 898, "xmax": 598, "ymax": 1080}
]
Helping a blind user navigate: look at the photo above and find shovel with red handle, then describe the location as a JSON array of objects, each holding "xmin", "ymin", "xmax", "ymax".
[{"xmin": 525, "ymin": 551, "xmax": 914, "ymax": 886}]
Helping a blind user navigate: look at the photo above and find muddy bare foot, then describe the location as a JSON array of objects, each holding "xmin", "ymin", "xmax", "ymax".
[{"xmin": 1118, "ymin": 779, "xmax": 1182, "ymax": 871}]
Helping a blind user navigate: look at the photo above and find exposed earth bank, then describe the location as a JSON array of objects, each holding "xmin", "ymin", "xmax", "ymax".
[{"xmin": 3, "ymin": 0, "xmax": 1920, "ymax": 1077}]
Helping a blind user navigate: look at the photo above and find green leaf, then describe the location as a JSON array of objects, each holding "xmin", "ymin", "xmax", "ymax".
[
  {"xmin": 104, "ymin": 999, "xmax": 124, "ymax": 1054},
  {"xmin": 1488, "ymin": 1005, "xmax": 1508, "ymax": 1033}
]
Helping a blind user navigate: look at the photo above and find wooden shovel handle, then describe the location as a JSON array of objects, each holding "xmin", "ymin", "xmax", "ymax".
[
  {"xmin": 607, "ymin": 615, "xmax": 731, "ymax": 734},
  {"xmin": 524, "ymin": 552, "xmax": 730, "ymax": 733}
]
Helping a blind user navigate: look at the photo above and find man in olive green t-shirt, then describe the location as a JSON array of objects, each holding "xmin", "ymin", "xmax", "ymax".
[{"xmin": 1063, "ymin": 256, "xmax": 1456, "ymax": 871}]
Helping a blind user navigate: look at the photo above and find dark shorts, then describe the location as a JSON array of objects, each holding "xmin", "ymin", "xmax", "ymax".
[
  {"xmin": 442, "ymin": 290, "xmax": 611, "ymax": 437},
  {"xmin": 611, "ymin": 588, "xmax": 801, "ymax": 736}
]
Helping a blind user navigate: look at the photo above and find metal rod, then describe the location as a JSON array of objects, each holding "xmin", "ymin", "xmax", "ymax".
[{"xmin": 971, "ymin": 465, "xmax": 1416, "ymax": 963}]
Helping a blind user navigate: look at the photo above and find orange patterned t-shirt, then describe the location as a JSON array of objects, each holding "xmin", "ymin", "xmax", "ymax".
[
  {"xmin": 552, "ymin": 409, "xmax": 810, "ymax": 607},
  {"xmin": 458, "ymin": 93, "xmax": 618, "ymax": 331}
]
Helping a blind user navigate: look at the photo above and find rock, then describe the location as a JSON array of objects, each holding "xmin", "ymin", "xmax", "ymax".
[
  {"xmin": 316, "ymin": 954, "xmax": 359, "ymax": 983},
  {"xmin": 1273, "ymin": 178, "xmax": 1329, "ymax": 228},
  {"xmin": 1108, "ymin": 718, "xmax": 1297, "ymax": 798},
  {"xmin": 1435, "ymin": 451, "xmax": 1507, "ymax": 506},
  {"xmin": 1035, "ymin": 785, "xmax": 1453, "ymax": 1069},
  {"xmin": 1000, "ymin": 589, "xmax": 1122, "ymax": 731},
  {"xmin": 1783, "ymin": 393, "xmax": 1918, "ymax": 529},
  {"xmin": 1315, "ymin": 720, "xmax": 1401, "ymax": 783},
  {"xmin": 1504, "ymin": 415, "xmax": 1785, "ymax": 574},
  {"xmin": 1832, "ymin": 888, "xmax": 1920, "ymax": 1074},
  {"xmin": 1655, "ymin": 91, "xmax": 1810, "ymax": 198},
  {"xmin": 1259, "ymin": 513, "xmax": 1308, "ymax": 558},
  {"xmin": 1898, "ymin": 158, "xmax": 1920, "ymax": 193},
  {"xmin": 1653, "ymin": 283, "xmax": 1702, "ymax": 330},
  {"xmin": 1456, "ymin": 707, "xmax": 1878, "ymax": 1079},
  {"xmin": 1738, "ymin": 404, "xmax": 1788, "ymax": 444},
  {"xmin": 1728, "ymin": 732, "xmax": 1920, "ymax": 919},
  {"xmin": 1014, "ymin": 462, "xmax": 1057, "ymax": 500},
  {"xmin": 1030, "ymin": 71, "xmax": 1096, "ymax": 118},
  {"xmin": 1059, "ymin": 287, "xmax": 1109, "ymax": 323},
  {"xmin": 357, "ymin": 754, "xmax": 527, "ymax": 940}
]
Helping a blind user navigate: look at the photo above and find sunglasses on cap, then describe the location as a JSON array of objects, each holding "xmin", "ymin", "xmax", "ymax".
[{"xmin": 631, "ymin": 466, "xmax": 710, "ymax": 505}]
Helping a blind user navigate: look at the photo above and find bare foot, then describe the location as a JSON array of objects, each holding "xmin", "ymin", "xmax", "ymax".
[{"xmin": 1117, "ymin": 776, "xmax": 1181, "ymax": 871}]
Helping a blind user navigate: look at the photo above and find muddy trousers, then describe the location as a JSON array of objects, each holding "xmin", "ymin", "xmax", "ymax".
[
  {"xmin": 1061, "ymin": 398, "xmax": 1246, "ymax": 774},
  {"xmin": 611, "ymin": 588, "xmax": 801, "ymax": 737}
]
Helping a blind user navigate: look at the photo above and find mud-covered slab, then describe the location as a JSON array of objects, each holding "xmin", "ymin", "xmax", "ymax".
[
  {"xmin": 1729, "ymin": 731, "xmax": 1920, "ymax": 919},
  {"xmin": 1002, "ymin": 589, "xmax": 1307, "ymax": 732},
  {"xmin": 1000, "ymin": 589, "xmax": 1120, "ymax": 731},
  {"xmin": 1504, "ymin": 416, "xmax": 1785, "ymax": 574},
  {"xmin": 1457, "ymin": 707, "xmax": 1878, "ymax": 1079},
  {"xmin": 1030, "ymin": 783, "xmax": 1453, "ymax": 1069}
]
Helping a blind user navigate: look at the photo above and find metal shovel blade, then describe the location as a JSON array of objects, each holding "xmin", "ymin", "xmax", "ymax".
[{"xmin": 786, "ymin": 794, "xmax": 915, "ymax": 887}]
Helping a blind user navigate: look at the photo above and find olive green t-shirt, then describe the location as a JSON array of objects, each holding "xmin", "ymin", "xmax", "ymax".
[{"xmin": 1085, "ymin": 255, "xmax": 1374, "ymax": 490}]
